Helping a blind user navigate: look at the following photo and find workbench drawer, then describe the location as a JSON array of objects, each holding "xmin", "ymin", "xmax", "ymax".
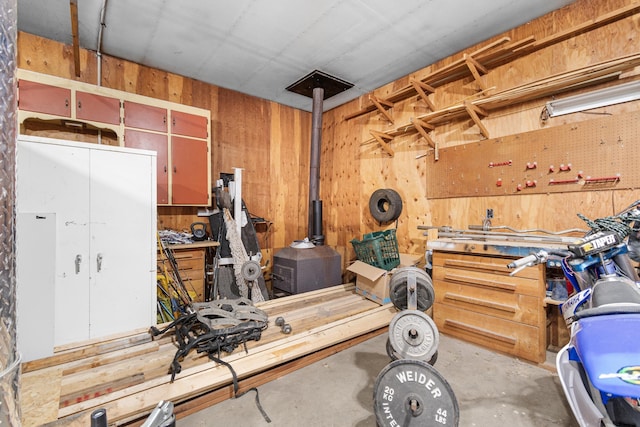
[
  {"xmin": 434, "ymin": 280, "xmax": 541, "ymax": 326},
  {"xmin": 433, "ymin": 251, "xmax": 541, "ymax": 281},
  {"xmin": 434, "ymin": 304, "xmax": 545, "ymax": 363},
  {"xmin": 432, "ymin": 254, "xmax": 543, "ymax": 298}
]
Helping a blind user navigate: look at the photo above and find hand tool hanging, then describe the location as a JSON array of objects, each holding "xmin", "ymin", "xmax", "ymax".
[{"xmin": 156, "ymin": 234, "xmax": 193, "ymax": 310}]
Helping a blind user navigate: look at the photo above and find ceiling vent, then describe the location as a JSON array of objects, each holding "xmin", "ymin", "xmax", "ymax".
[{"xmin": 286, "ymin": 70, "xmax": 353, "ymax": 99}]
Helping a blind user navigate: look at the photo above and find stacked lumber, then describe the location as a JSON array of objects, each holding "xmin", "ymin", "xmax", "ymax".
[
  {"xmin": 20, "ymin": 284, "xmax": 395, "ymax": 426},
  {"xmin": 346, "ymin": 3, "xmax": 640, "ymax": 121},
  {"xmin": 362, "ymin": 52, "xmax": 640, "ymax": 146}
]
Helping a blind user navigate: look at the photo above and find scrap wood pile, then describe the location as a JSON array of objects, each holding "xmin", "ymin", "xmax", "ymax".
[{"xmin": 20, "ymin": 284, "xmax": 395, "ymax": 426}]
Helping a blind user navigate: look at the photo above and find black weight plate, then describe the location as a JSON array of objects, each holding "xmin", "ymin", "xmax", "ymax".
[
  {"xmin": 390, "ymin": 267, "xmax": 435, "ymax": 311},
  {"xmin": 374, "ymin": 359, "xmax": 459, "ymax": 426}
]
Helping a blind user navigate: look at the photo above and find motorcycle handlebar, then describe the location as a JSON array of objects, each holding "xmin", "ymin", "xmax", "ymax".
[{"xmin": 506, "ymin": 251, "xmax": 547, "ymax": 269}]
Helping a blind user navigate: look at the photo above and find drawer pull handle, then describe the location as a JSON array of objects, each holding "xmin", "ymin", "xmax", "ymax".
[
  {"xmin": 443, "ymin": 292, "xmax": 517, "ymax": 313},
  {"xmin": 443, "ymin": 258, "xmax": 509, "ymax": 273},
  {"xmin": 443, "ymin": 272, "xmax": 516, "ymax": 292},
  {"xmin": 444, "ymin": 319, "xmax": 517, "ymax": 345}
]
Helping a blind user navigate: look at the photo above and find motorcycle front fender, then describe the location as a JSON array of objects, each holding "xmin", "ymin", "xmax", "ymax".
[{"xmin": 556, "ymin": 344, "xmax": 605, "ymax": 427}]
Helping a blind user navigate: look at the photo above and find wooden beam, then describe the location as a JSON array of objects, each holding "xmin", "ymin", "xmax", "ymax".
[
  {"xmin": 464, "ymin": 53, "xmax": 487, "ymax": 92},
  {"xmin": 411, "ymin": 117, "xmax": 438, "ymax": 161},
  {"xmin": 369, "ymin": 95, "xmax": 394, "ymax": 123},
  {"xmin": 369, "ymin": 130, "xmax": 395, "ymax": 156},
  {"xmin": 410, "ymin": 79, "xmax": 436, "ymax": 111},
  {"xmin": 69, "ymin": 0, "xmax": 81, "ymax": 77},
  {"xmin": 464, "ymin": 101, "xmax": 490, "ymax": 139}
]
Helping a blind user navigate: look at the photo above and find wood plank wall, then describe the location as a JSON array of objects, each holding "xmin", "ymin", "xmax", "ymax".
[
  {"xmin": 16, "ymin": 0, "xmax": 640, "ymax": 274},
  {"xmin": 324, "ymin": 0, "xmax": 640, "ymax": 260}
]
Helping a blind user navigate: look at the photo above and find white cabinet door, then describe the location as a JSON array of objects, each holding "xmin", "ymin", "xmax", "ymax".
[
  {"xmin": 88, "ymin": 148, "xmax": 157, "ymax": 338},
  {"xmin": 17, "ymin": 139, "xmax": 91, "ymax": 345},
  {"xmin": 15, "ymin": 212, "xmax": 56, "ymax": 361},
  {"xmin": 16, "ymin": 135, "xmax": 157, "ymax": 359}
]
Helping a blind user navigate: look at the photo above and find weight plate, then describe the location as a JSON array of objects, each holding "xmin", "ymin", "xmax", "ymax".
[
  {"xmin": 386, "ymin": 337, "xmax": 439, "ymax": 366},
  {"xmin": 241, "ymin": 260, "xmax": 262, "ymax": 281},
  {"xmin": 374, "ymin": 359, "xmax": 459, "ymax": 426},
  {"xmin": 388, "ymin": 310, "xmax": 439, "ymax": 361},
  {"xmin": 390, "ymin": 267, "xmax": 435, "ymax": 311}
]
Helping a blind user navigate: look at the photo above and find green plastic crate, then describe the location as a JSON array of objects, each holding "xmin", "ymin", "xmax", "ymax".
[{"xmin": 350, "ymin": 229, "xmax": 400, "ymax": 271}]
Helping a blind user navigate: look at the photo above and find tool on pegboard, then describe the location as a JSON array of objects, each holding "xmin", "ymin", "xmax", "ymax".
[
  {"xmin": 549, "ymin": 177, "xmax": 580, "ymax": 185},
  {"xmin": 584, "ymin": 174, "xmax": 621, "ymax": 184},
  {"xmin": 488, "ymin": 160, "xmax": 512, "ymax": 167}
]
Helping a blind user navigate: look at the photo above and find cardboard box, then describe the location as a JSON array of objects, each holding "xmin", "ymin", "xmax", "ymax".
[
  {"xmin": 347, "ymin": 253, "xmax": 423, "ymax": 305},
  {"xmin": 347, "ymin": 260, "xmax": 391, "ymax": 305}
]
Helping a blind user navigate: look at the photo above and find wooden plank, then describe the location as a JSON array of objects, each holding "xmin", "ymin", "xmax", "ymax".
[
  {"xmin": 60, "ymin": 373, "xmax": 145, "ymax": 408},
  {"xmin": 55, "ymin": 304, "xmax": 395, "ymax": 423}
]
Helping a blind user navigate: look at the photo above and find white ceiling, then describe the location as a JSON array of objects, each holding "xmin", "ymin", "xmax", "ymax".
[{"xmin": 17, "ymin": 0, "xmax": 576, "ymax": 112}]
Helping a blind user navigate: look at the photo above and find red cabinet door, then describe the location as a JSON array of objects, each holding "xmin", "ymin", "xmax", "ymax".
[
  {"xmin": 124, "ymin": 101, "xmax": 167, "ymax": 132},
  {"xmin": 171, "ymin": 111, "xmax": 208, "ymax": 139},
  {"xmin": 76, "ymin": 91, "xmax": 120, "ymax": 125},
  {"xmin": 171, "ymin": 136, "xmax": 209, "ymax": 205},
  {"xmin": 18, "ymin": 80, "xmax": 72, "ymax": 117},
  {"xmin": 125, "ymin": 129, "xmax": 169, "ymax": 204}
]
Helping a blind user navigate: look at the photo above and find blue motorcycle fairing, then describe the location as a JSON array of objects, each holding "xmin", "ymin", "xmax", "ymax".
[
  {"xmin": 575, "ymin": 313, "xmax": 640, "ymax": 401},
  {"xmin": 568, "ymin": 244, "xmax": 629, "ymax": 273}
]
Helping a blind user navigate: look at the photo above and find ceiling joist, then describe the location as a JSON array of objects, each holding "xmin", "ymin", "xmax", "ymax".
[{"xmin": 69, "ymin": 0, "xmax": 81, "ymax": 77}]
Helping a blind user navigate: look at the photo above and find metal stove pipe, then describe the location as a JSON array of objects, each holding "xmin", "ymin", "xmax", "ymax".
[{"xmin": 308, "ymin": 86, "xmax": 324, "ymax": 245}]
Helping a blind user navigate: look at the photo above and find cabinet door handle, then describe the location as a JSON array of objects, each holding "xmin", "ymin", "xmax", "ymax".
[
  {"xmin": 77, "ymin": 101, "xmax": 82, "ymax": 109},
  {"xmin": 65, "ymin": 99, "xmax": 69, "ymax": 108},
  {"xmin": 75, "ymin": 254, "xmax": 82, "ymax": 274},
  {"xmin": 164, "ymin": 165, "xmax": 167, "ymax": 173},
  {"xmin": 97, "ymin": 253, "xmax": 103, "ymax": 272},
  {"xmin": 173, "ymin": 166, "xmax": 176, "ymax": 173}
]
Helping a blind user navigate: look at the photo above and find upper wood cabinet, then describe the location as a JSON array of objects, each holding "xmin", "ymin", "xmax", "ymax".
[
  {"xmin": 17, "ymin": 69, "xmax": 212, "ymax": 207},
  {"xmin": 124, "ymin": 101, "xmax": 168, "ymax": 132},
  {"xmin": 171, "ymin": 110, "xmax": 208, "ymax": 139},
  {"xmin": 76, "ymin": 91, "xmax": 121, "ymax": 125},
  {"xmin": 18, "ymin": 80, "xmax": 71, "ymax": 117},
  {"xmin": 125, "ymin": 129, "xmax": 169, "ymax": 204}
]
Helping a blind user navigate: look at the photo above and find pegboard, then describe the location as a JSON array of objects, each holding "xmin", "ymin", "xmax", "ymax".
[{"xmin": 426, "ymin": 110, "xmax": 640, "ymax": 199}]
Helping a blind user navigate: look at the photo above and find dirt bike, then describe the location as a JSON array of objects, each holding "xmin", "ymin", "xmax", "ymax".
[{"xmin": 507, "ymin": 201, "xmax": 640, "ymax": 426}]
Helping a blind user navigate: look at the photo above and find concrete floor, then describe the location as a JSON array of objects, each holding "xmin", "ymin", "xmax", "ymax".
[{"xmin": 179, "ymin": 333, "xmax": 577, "ymax": 427}]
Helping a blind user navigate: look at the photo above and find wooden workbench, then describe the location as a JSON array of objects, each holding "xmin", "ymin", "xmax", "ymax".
[{"xmin": 428, "ymin": 236, "xmax": 570, "ymax": 364}]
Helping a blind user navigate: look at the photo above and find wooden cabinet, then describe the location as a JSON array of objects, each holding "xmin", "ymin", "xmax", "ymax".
[
  {"xmin": 125, "ymin": 129, "xmax": 169, "ymax": 204},
  {"xmin": 16, "ymin": 135, "xmax": 157, "ymax": 361},
  {"xmin": 171, "ymin": 110, "xmax": 208, "ymax": 139},
  {"xmin": 76, "ymin": 91, "xmax": 121, "ymax": 125},
  {"xmin": 17, "ymin": 69, "xmax": 211, "ymax": 207},
  {"xmin": 170, "ymin": 136, "xmax": 209, "ymax": 205},
  {"xmin": 431, "ymin": 250, "xmax": 546, "ymax": 363},
  {"xmin": 124, "ymin": 101, "xmax": 167, "ymax": 132},
  {"xmin": 18, "ymin": 80, "xmax": 71, "ymax": 117}
]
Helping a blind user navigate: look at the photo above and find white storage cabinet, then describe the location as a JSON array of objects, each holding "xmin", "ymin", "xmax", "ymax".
[{"xmin": 16, "ymin": 135, "xmax": 157, "ymax": 361}]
